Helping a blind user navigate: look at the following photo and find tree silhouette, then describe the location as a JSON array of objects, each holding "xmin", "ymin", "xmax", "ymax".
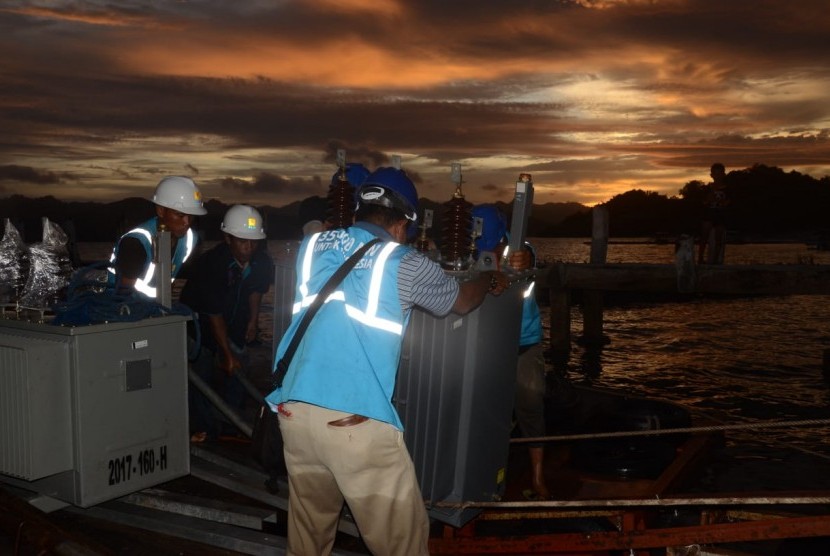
[
  {"xmin": 552, "ymin": 165, "xmax": 829, "ymax": 239},
  {"xmin": 2, "ymin": 165, "xmax": 828, "ymax": 241}
]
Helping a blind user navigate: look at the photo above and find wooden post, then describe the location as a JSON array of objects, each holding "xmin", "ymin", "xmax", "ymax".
[
  {"xmin": 548, "ymin": 263, "xmax": 571, "ymax": 358},
  {"xmin": 583, "ymin": 207, "xmax": 608, "ymax": 346},
  {"xmin": 590, "ymin": 206, "xmax": 609, "ymax": 264},
  {"xmin": 675, "ymin": 235, "xmax": 697, "ymax": 293},
  {"xmin": 706, "ymin": 226, "xmax": 718, "ymax": 265}
]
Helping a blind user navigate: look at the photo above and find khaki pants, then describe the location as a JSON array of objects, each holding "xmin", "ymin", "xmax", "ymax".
[{"xmin": 278, "ymin": 402, "xmax": 429, "ymax": 556}]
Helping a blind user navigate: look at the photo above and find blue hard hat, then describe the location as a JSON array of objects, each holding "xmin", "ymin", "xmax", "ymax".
[
  {"xmin": 358, "ymin": 167, "xmax": 419, "ymax": 221},
  {"xmin": 331, "ymin": 162, "xmax": 370, "ymax": 188},
  {"xmin": 472, "ymin": 204, "xmax": 507, "ymax": 252}
]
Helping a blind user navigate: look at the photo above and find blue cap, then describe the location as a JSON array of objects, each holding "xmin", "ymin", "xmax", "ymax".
[
  {"xmin": 472, "ymin": 204, "xmax": 507, "ymax": 252},
  {"xmin": 358, "ymin": 167, "xmax": 419, "ymax": 222},
  {"xmin": 331, "ymin": 162, "xmax": 370, "ymax": 188}
]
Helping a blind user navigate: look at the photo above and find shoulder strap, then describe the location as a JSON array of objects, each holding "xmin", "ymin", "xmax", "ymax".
[{"xmin": 272, "ymin": 237, "xmax": 382, "ymax": 389}]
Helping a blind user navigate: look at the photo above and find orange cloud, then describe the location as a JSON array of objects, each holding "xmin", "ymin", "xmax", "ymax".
[
  {"xmin": 309, "ymin": 0, "xmax": 404, "ymax": 16},
  {"xmin": 119, "ymin": 35, "xmax": 541, "ymax": 88},
  {"xmin": 1, "ymin": 6, "xmax": 167, "ymax": 28}
]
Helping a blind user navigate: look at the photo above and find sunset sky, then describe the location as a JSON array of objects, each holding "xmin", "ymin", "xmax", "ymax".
[{"xmin": 1, "ymin": 0, "xmax": 829, "ymax": 209}]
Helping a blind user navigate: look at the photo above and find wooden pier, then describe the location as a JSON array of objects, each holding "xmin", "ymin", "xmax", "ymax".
[{"xmin": 534, "ymin": 207, "xmax": 830, "ymax": 355}]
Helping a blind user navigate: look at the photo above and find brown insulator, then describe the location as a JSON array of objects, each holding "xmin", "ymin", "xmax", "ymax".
[
  {"xmin": 326, "ymin": 176, "xmax": 355, "ymax": 229},
  {"xmin": 439, "ymin": 195, "xmax": 473, "ymax": 270}
]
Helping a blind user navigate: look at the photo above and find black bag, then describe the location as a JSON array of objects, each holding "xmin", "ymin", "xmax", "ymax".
[{"xmin": 251, "ymin": 404, "xmax": 286, "ymax": 494}]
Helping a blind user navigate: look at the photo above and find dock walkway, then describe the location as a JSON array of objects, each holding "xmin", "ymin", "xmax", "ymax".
[{"xmin": 535, "ymin": 229, "xmax": 830, "ymax": 354}]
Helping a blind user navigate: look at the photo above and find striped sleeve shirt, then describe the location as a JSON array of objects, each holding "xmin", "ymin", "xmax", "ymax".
[{"xmin": 397, "ymin": 250, "xmax": 459, "ymax": 316}]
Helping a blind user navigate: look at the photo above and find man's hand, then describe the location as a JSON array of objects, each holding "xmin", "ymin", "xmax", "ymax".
[
  {"xmin": 508, "ymin": 249, "xmax": 532, "ymax": 272},
  {"xmin": 207, "ymin": 313, "xmax": 243, "ymax": 376},
  {"xmin": 219, "ymin": 353, "xmax": 243, "ymax": 376},
  {"xmin": 453, "ymin": 270, "xmax": 508, "ymax": 314},
  {"xmin": 245, "ymin": 321, "xmax": 258, "ymax": 344},
  {"xmin": 486, "ymin": 270, "xmax": 509, "ymax": 296}
]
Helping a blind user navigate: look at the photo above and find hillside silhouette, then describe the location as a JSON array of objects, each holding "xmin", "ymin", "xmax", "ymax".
[
  {"xmin": 553, "ymin": 164, "xmax": 830, "ymax": 241},
  {"xmin": 1, "ymin": 164, "xmax": 828, "ymax": 243},
  {"xmin": 0, "ymin": 192, "xmax": 586, "ymax": 243}
]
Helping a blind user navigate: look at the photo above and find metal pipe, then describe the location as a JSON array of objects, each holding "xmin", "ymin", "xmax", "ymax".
[
  {"xmin": 187, "ymin": 368, "xmax": 253, "ymax": 438},
  {"xmin": 235, "ymin": 370, "xmax": 267, "ymax": 407}
]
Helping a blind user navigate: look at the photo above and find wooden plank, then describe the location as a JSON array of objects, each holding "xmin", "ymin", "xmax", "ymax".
[
  {"xmin": 428, "ymin": 514, "xmax": 830, "ymax": 554},
  {"xmin": 648, "ymin": 431, "xmax": 720, "ymax": 496}
]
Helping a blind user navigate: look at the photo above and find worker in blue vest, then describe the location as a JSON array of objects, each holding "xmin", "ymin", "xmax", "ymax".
[
  {"xmin": 107, "ymin": 176, "xmax": 206, "ymax": 297},
  {"xmin": 472, "ymin": 203, "xmax": 551, "ymax": 501},
  {"xmin": 267, "ymin": 167, "xmax": 509, "ymax": 555}
]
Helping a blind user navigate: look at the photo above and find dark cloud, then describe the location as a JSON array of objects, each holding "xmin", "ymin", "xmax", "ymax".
[
  {"xmin": 0, "ymin": 164, "xmax": 73, "ymax": 184},
  {"xmin": 322, "ymin": 140, "xmax": 388, "ymax": 170},
  {"xmin": 478, "ymin": 182, "xmax": 514, "ymax": 202},
  {"xmin": 0, "ymin": 0, "xmax": 828, "ymax": 205},
  {"xmin": 646, "ymin": 133, "xmax": 830, "ymax": 170},
  {"xmin": 0, "ymin": 71, "xmax": 565, "ymax": 157},
  {"xmin": 217, "ymin": 172, "xmax": 324, "ymax": 197}
]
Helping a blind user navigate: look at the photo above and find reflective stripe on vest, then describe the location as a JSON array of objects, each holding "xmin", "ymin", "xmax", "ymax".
[
  {"xmin": 292, "ymin": 233, "xmax": 404, "ymax": 336},
  {"xmin": 107, "ymin": 226, "xmax": 195, "ymax": 298}
]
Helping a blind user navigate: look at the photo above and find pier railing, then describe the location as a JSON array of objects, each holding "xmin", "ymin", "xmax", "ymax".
[{"xmin": 534, "ymin": 207, "xmax": 830, "ymax": 355}]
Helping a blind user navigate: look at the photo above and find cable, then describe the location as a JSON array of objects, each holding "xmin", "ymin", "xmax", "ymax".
[{"xmin": 510, "ymin": 418, "xmax": 830, "ymax": 444}]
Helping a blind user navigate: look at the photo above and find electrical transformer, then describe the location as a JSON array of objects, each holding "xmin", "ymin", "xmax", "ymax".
[
  {"xmin": 0, "ymin": 315, "xmax": 191, "ymax": 507},
  {"xmin": 396, "ymin": 283, "xmax": 522, "ymax": 526}
]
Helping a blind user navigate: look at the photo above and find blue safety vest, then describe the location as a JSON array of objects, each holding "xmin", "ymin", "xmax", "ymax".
[
  {"xmin": 267, "ymin": 226, "xmax": 410, "ymax": 429},
  {"xmin": 520, "ymin": 280, "xmax": 543, "ymax": 347},
  {"xmin": 107, "ymin": 217, "xmax": 196, "ymax": 298},
  {"xmin": 517, "ymin": 241, "xmax": 542, "ymax": 347}
]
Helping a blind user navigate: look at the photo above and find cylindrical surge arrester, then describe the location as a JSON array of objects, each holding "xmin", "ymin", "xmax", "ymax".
[
  {"xmin": 439, "ymin": 163, "xmax": 474, "ymax": 270},
  {"xmin": 327, "ymin": 170, "xmax": 355, "ymax": 229}
]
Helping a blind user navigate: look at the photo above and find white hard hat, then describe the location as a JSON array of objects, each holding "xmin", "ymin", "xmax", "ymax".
[
  {"xmin": 221, "ymin": 204, "xmax": 266, "ymax": 240},
  {"xmin": 152, "ymin": 176, "xmax": 207, "ymax": 216}
]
